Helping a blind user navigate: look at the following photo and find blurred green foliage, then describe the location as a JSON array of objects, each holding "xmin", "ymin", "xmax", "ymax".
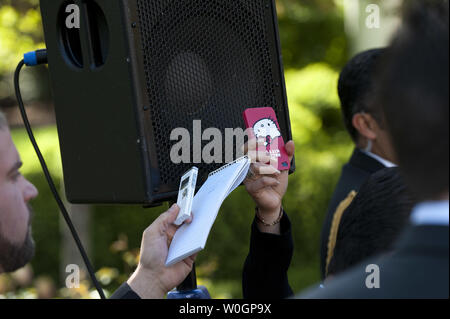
[
  {"xmin": 0, "ymin": 0, "xmax": 43, "ymax": 74},
  {"xmin": 276, "ymin": 0, "xmax": 348, "ymax": 69},
  {"xmin": 0, "ymin": 0, "xmax": 46, "ymax": 103},
  {"xmin": 0, "ymin": 0, "xmax": 354, "ymax": 299}
]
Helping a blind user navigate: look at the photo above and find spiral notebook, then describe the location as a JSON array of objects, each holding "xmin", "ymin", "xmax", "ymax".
[{"xmin": 166, "ymin": 156, "xmax": 251, "ymax": 266}]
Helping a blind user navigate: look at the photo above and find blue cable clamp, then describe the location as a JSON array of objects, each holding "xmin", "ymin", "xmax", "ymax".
[{"xmin": 24, "ymin": 49, "xmax": 48, "ymax": 66}]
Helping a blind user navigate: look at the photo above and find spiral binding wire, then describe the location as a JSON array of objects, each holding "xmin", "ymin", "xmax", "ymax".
[{"xmin": 208, "ymin": 155, "xmax": 250, "ymax": 177}]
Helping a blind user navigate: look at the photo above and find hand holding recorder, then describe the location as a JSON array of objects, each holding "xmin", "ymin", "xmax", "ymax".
[{"xmin": 127, "ymin": 204, "xmax": 196, "ymax": 299}]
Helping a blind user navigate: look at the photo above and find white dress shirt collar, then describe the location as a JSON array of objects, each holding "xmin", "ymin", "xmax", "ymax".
[
  {"xmin": 410, "ymin": 200, "xmax": 449, "ymax": 226},
  {"xmin": 361, "ymin": 150, "xmax": 397, "ymax": 168}
]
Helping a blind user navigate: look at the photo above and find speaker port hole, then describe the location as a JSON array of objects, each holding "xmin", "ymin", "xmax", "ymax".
[
  {"xmin": 85, "ymin": 1, "xmax": 109, "ymax": 68},
  {"xmin": 58, "ymin": 1, "xmax": 84, "ymax": 68}
]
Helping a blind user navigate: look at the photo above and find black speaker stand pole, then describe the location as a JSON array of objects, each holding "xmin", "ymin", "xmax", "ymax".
[{"xmin": 177, "ymin": 263, "xmax": 198, "ymax": 291}]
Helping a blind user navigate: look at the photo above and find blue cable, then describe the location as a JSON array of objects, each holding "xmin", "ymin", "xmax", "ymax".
[{"xmin": 23, "ymin": 49, "xmax": 48, "ymax": 66}]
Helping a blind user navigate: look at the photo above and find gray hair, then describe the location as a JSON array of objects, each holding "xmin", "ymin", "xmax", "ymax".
[{"xmin": 0, "ymin": 111, "xmax": 7, "ymax": 130}]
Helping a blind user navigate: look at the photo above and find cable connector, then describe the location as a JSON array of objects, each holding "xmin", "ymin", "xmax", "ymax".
[{"xmin": 23, "ymin": 49, "xmax": 48, "ymax": 66}]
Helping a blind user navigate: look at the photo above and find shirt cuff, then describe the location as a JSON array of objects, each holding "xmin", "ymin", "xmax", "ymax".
[{"xmin": 110, "ymin": 282, "xmax": 141, "ymax": 299}]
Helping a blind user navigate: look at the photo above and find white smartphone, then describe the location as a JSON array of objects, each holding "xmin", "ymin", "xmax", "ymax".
[{"xmin": 174, "ymin": 167, "xmax": 198, "ymax": 226}]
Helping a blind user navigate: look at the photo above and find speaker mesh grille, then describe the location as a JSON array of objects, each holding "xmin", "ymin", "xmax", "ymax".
[{"xmin": 136, "ymin": 0, "xmax": 285, "ymax": 191}]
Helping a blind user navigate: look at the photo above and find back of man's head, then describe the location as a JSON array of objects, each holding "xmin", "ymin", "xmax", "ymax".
[
  {"xmin": 338, "ymin": 48, "xmax": 386, "ymax": 142},
  {"xmin": 377, "ymin": 0, "xmax": 449, "ymax": 200},
  {"xmin": 328, "ymin": 168, "xmax": 417, "ymax": 277}
]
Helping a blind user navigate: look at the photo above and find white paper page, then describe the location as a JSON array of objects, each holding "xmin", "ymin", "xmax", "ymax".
[
  {"xmin": 166, "ymin": 157, "xmax": 250, "ymax": 266},
  {"xmin": 226, "ymin": 159, "xmax": 251, "ymax": 198}
]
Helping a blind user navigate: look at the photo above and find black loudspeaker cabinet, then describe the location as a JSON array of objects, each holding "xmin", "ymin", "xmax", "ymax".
[{"xmin": 39, "ymin": 0, "xmax": 294, "ymax": 205}]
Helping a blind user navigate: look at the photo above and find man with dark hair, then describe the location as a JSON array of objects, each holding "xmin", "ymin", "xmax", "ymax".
[
  {"xmin": 243, "ymin": 0, "xmax": 448, "ymax": 298},
  {"xmin": 319, "ymin": 48, "xmax": 397, "ymax": 279},
  {"xmin": 304, "ymin": 0, "xmax": 449, "ymax": 297},
  {"xmin": 326, "ymin": 168, "xmax": 417, "ymax": 277}
]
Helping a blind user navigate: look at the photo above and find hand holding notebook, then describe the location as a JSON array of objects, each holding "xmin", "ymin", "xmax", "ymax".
[{"xmin": 166, "ymin": 156, "xmax": 251, "ymax": 266}]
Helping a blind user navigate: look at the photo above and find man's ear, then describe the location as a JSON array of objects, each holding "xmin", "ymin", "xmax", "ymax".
[{"xmin": 352, "ymin": 113, "xmax": 378, "ymax": 141}]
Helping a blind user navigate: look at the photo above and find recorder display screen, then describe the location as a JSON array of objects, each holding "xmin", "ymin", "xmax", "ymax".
[{"xmin": 180, "ymin": 178, "xmax": 189, "ymax": 190}]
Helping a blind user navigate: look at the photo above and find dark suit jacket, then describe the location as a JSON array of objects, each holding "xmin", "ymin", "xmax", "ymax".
[
  {"xmin": 242, "ymin": 213, "xmax": 449, "ymax": 299},
  {"xmin": 320, "ymin": 148, "xmax": 385, "ymax": 278},
  {"xmin": 302, "ymin": 224, "xmax": 449, "ymax": 299}
]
